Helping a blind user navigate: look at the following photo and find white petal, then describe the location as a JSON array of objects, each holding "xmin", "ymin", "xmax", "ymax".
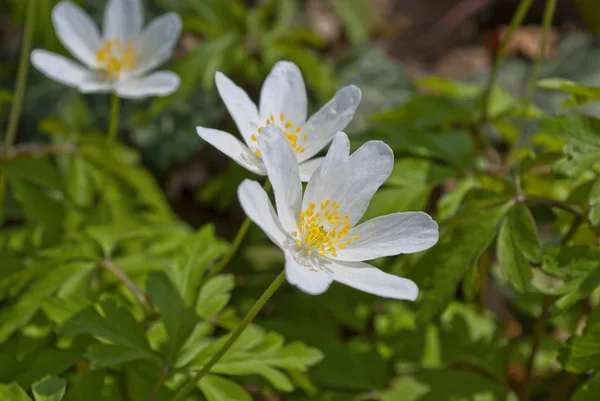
[
  {"xmin": 298, "ymin": 157, "xmax": 324, "ymax": 182},
  {"xmin": 304, "ymin": 135, "xmax": 393, "ymax": 226},
  {"xmin": 103, "ymin": 0, "xmax": 143, "ymax": 42},
  {"xmin": 128, "ymin": 13, "xmax": 181, "ymax": 76},
  {"xmin": 299, "ymin": 85, "xmax": 361, "ymax": 162},
  {"xmin": 258, "ymin": 126, "xmax": 302, "ymax": 233},
  {"xmin": 197, "ymin": 127, "xmax": 266, "ymax": 176},
  {"xmin": 324, "ymin": 259, "xmax": 418, "ymax": 300},
  {"xmin": 259, "ymin": 61, "xmax": 307, "ymax": 126},
  {"xmin": 79, "ymin": 75, "xmax": 114, "ymax": 93},
  {"xmin": 115, "ymin": 71, "xmax": 180, "ymax": 98},
  {"xmin": 238, "ymin": 180, "xmax": 288, "ymax": 247},
  {"xmin": 336, "ymin": 212, "xmax": 439, "ymax": 261},
  {"xmin": 302, "ymin": 132, "xmax": 350, "ymax": 211},
  {"xmin": 215, "ymin": 72, "xmax": 260, "ymax": 147},
  {"xmin": 31, "ymin": 49, "xmax": 91, "ymax": 88},
  {"xmin": 285, "ymin": 252, "xmax": 333, "ymax": 295},
  {"xmin": 51, "ymin": 2, "xmax": 102, "ymax": 68}
]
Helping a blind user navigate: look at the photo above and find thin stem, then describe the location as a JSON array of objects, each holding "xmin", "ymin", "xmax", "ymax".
[
  {"xmin": 205, "ymin": 179, "xmax": 272, "ymax": 281},
  {"xmin": 523, "ymin": 196, "xmax": 584, "ymax": 220},
  {"xmin": 107, "ymin": 94, "xmax": 120, "ymax": 143},
  {"xmin": 4, "ymin": 0, "xmax": 37, "ymax": 148},
  {"xmin": 480, "ymin": 0, "xmax": 534, "ymax": 122},
  {"xmin": 99, "ymin": 259, "xmax": 153, "ymax": 315},
  {"xmin": 524, "ymin": 0, "xmax": 557, "ymax": 103},
  {"xmin": 171, "ymin": 271, "xmax": 287, "ymax": 401},
  {"xmin": 1, "ymin": 0, "xmax": 37, "ymax": 225}
]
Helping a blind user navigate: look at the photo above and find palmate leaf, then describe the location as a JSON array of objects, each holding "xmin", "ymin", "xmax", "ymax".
[{"xmin": 413, "ymin": 201, "xmax": 512, "ymax": 324}]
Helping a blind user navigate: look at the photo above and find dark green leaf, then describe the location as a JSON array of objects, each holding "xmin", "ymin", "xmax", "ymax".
[
  {"xmin": 62, "ymin": 370, "xmax": 105, "ymax": 401},
  {"xmin": 147, "ymin": 271, "xmax": 197, "ymax": 359},
  {"xmin": 32, "ymin": 377, "xmax": 66, "ymax": 401},
  {"xmin": 563, "ymin": 306, "xmax": 600, "ymax": 372},
  {"xmin": 496, "ymin": 204, "xmax": 536, "ymax": 292},
  {"xmin": 572, "ymin": 372, "xmax": 600, "ymax": 401}
]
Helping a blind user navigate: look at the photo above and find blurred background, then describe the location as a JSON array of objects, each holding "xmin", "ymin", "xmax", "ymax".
[{"xmin": 2, "ymin": 1, "xmax": 600, "ymax": 400}]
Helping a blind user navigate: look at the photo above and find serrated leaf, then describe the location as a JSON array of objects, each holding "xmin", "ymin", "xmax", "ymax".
[
  {"xmin": 0, "ymin": 383, "xmax": 31, "ymax": 401},
  {"xmin": 147, "ymin": 271, "xmax": 197, "ymax": 360},
  {"xmin": 198, "ymin": 374, "xmax": 252, "ymax": 401},
  {"xmin": 196, "ymin": 274, "xmax": 235, "ymax": 319},
  {"xmin": 32, "ymin": 377, "xmax": 66, "ymax": 401},
  {"xmin": 496, "ymin": 204, "xmax": 536, "ymax": 292},
  {"xmin": 413, "ymin": 202, "xmax": 511, "ymax": 324}
]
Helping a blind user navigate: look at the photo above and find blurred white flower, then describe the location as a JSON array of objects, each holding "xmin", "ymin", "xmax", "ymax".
[
  {"xmin": 197, "ymin": 61, "xmax": 361, "ymax": 181},
  {"xmin": 237, "ymin": 126, "xmax": 439, "ymax": 299},
  {"xmin": 30, "ymin": 0, "xmax": 181, "ymax": 99}
]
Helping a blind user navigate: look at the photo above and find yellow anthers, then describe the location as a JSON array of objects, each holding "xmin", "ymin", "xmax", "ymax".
[
  {"xmin": 293, "ymin": 199, "xmax": 358, "ymax": 258},
  {"xmin": 254, "ymin": 150, "xmax": 261, "ymax": 157},
  {"xmin": 251, "ymin": 112, "xmax": 308, "ymax": 156},
  {"xmin": 96, "ymin": 39, "xmax": 138, "ymax": 78}
]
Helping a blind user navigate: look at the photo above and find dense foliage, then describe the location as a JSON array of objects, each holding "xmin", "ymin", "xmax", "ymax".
[{"xmin": 2, "ymin": 0, "xmax": 600, "ymax": 400}]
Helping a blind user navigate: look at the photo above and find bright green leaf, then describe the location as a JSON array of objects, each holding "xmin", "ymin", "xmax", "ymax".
[
  {"xmin": 0, "ymin": 383, "xmax": 31, "ymax": 401},
  {"xmin": 196, "ymin": 274, "xmax": 235, "ymax": 319},
  {"xmin": 198, "ymin": 374, "xmax": 252, "ymax": 401}
]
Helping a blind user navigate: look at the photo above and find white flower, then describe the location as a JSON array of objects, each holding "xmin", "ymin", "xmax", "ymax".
[
  {"xmin": 237, "ymin": 126, "xmax": 439, "ymax": 299},
  {"xmin": 197, "ymin": 61, "xmax": 361, "ymax": 182},
  {"xmin": 30, "ymin": 0, "xmax": 181, "ymax": 99}
]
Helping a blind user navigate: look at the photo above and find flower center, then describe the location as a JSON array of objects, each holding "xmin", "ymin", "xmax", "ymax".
[
  {"xmin": 251, "ymin": 113, "xmax": 308, "ymax": 157},
  {"xmin": 96, "ymin": 40, "xmax": 138, "ymax": 79},
  {"xmin": 293, "ymin": 200, "xmax": 359, "ymax": 258}
]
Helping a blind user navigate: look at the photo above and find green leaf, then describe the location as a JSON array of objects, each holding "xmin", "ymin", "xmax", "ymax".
[
  {"xmin": 198, "ymin": 374, "xmax": 252, "ymax": 401},
  {"xmin": 32, "ymin": 377, "xmax": 66, "ymax": 401},
  {"xmin": 64, "ymin": 299, "xmax": 155, "ymax": 362},
  {"xmin": 67, "ymin": 156, "xmax": 94, "ymax": 208},
  {"xmin": 8, "ymin": 179, "xmax": 64, "ymax": 235},
  {"xmin": 589, "ymin": 179, "xmax": 600, "ymax": 228},
  {"xmin": 0, "ymin": 383, "xmax": 31, "ymax": 401},
  {"xmin": 0, "ymin": 155, "xmax": 61, "ymax": 189},
  {"xmin": 147, "ymin": 271, "xmax": 197, "ymax": 359},
  {"xmin": 413, "ymin": 202, "xmax": 511, "ymax": 324},
  {"xmin": 496, "ymin": 204, "xmax": 536, "ymax": 292},
  {"xmin": 0, "ymin": 262, "xmax": 92, "ymax": 342},
  {"xmin": 62, "ymin": 370, "xmax": 105, "ymax": 401},
  {"xmin": 196, "ymin": 274, "xmax": 235, "ymax": 319},
  {"xmin": 169, "ymin": 224, "xmax": 227, "ymax": 305},
  {"xmin": 84, "ymin": 344, "xmax": 152, "ymax": 367},
  {"xmin": 563, "ymin": 306, "xmax": 600, "ymax": 372},
  {"xmin": 572, "ymin": 372, "xmax": 600, "ymax": 401},
  {"xmin": 537, "ymin": 78, "xmax": 600, "ymax": 100}
]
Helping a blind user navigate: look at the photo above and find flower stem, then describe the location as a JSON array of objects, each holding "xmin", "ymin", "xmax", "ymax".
[
  {"xmin": 524, "ymin": 0, "xmax": 557, "ymax": 103},
  {"xmin": 205, "ymin": 179, "xmax": 272, "ymax": 281},
  {"xmin": 171, "ymin": 271, "xmax": 286, "ymax": 401},
  {"xmin": 480, "ymin": 0, "xmax": 534, "ymax": 122},
  {"xmin": 0, "ymin": 0, "xmax": 37, "ymax": 225},
  {"xmin": 99, "ymin": 259, "xmax": 154, "ymax": 316},
  {"xmin": 107, "ymin": 93, "xmax": 120, "ymax": 143}
]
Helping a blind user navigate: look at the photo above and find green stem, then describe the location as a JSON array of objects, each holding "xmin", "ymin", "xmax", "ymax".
[
  {"xmin": 4, "ymin": 0, "xmax": 37, "ymax": 148},
  {"xmin": 524, "ymin": 0, "xmax": 557, "ymax": 104},
  {"xmin": 107, "ymin": 93, "xmax": 120, "ymax": 143},
  {"xmin": 1, "ymin": 0, "xmax": 37, "ymax": 225},
  {"xmin": 171, "ymin": 271, "xmax": 286, "ymax": 401},
  {"xmin": 480, "ymin": 0, "xmax": 534, "ymax": 122},
  {"xmin": 205, "ymin": 179, "xmax": 271, "ymax": 281}
]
